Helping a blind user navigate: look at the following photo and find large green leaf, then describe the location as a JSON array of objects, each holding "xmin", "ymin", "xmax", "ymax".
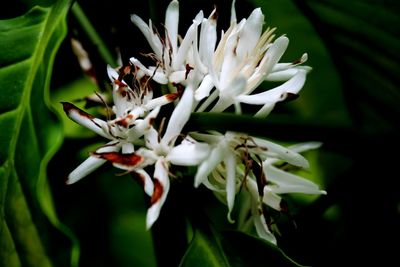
[
  {"xmin": 0, "ymin": 1, "xmax": 76, "ymax": 267},
  {"xmin": 180, "ymin": 223, "xmax": 302, "ymax": 267},
  {"xmin": 291, "ymin": 0, "xmax": 400, "ymax": 131}
]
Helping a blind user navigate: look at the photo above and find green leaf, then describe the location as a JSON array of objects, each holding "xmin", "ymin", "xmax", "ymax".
[
  {"xmin": 0, "ymin": 1, "xmax": 78, "ymax": 266},
  {"xmin": 179, "ymin": 222, "xmax": 231, "ymax": 267},
  {"xmin": 292, "ymin": 0, "xmax": 400, "ymax": 132},
  {"xmin": 180, "ymin": 223, "xmax": 302, "ymax": 267}
]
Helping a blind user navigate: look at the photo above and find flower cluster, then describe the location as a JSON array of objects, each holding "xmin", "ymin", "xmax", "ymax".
[{"xmin": 63, "ymin": 0, "xmax": 325, "ymax": 244}]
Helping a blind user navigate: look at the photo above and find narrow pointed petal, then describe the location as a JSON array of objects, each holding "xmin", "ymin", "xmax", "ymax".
[
  {"xmin": 262, "ymin": 187, "xmax": 282, "ymax": 211},
  {"xmin": 162, "ymin": 86, "xmax": 194, "ymax": 144},
  {"xmin": 195, "ymin": 74, "xmax": 214, "ymax": 101},
  {"xmin": 130, "ymin": 15, "xmax": 162, "ymax": 57},
  {"xmin": 173, "ymin": 12, "xmax": 203, "ymax": 69},
  {"xmin": 145, "ymin": 93, "xmax": 179, "ymax": 110},
  {"xmin": 130, "ymin": 57, "xmax": 169, "ymax": 84},
  {"xmin": 67, "ymin": 157, "xmax": 106, "ymax": 185},
  {"xmin": 165, "ymin": 0, "xmax": 179, "ymax": 55},
  {"xmin": 194, "ymin": 143, "xmax": 226, "ymax": 187},
  {"xmin": 92, "ymin": 151, "xmax": 145, "ymax": 171},
  {"xmin": 258, "ymin": 36, "xmax": 289, "ymax": 76},
  {"xmin": 253, "ymin": 206, "xmax": 277, "ymax": 244},
  {"xmin": 132, "ymin": 169, "xmax": 154, "ymax": 197},
  {"xmin": 264, "ymin": 164, "xmax": 326, "ymax": 195},
  {"xmin": 167, "ymin": 140, "xmax": 210, "ymax": 166},
  {"xmin": 236, "ymin": 8, "xmax": 264, "ymax": 58},
  {"xmin": 230, "ymin": 0, "xmax": 237, "ymax": 24},
  {"xmin": 224, "ymin": 152, "xmax": 237, "ymax": 223},
  {"xmin": 265, "ymin": 66, "xmax": 312, "ymax": 81},
  {"xmin": 252, "ymin": 137, "xmax": 309, "ymax": 168},
  {"xmin": 67, "ymin": 143, "xmax": 119, "ymax": 184},
  {"xmin": 61, "ymin": 102, "xmax": 110, "ymax": 139},
  {"xmin": 236, "ymin": 70, "xmax": 306, "ymax": 105},
  {"xmin": 146, "ymin": 159, "xmax": 170, "ymax": 229}
]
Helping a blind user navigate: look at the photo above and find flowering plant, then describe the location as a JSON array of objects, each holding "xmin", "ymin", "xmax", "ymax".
[{"xmin": 3, "ymin": 0, "xmax": 396, "ymax": 266}]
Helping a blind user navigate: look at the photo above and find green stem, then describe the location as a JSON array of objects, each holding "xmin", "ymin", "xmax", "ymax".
[{"xmin": 71, "ymin": 2, "xmax": 118, "ymax": 67}]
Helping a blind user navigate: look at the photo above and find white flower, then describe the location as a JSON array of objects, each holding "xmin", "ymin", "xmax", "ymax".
[
  {"xmin": 62, "ymin": 65, "xmax": 179, "ymax": 185},
  {"xmin": 194, "ymin": 2, "xmax": 311, "ymax": 117},
  {"xmin": 94, "ymin": 86, "xmax": 210, "ymax": 228},
  {"xmin": 130, "ymin": 0, "xmax": 204, "ymax": 85},
  {"xmin": 191, "ymin": 131, "xmax": 325, "ymax": 243}
]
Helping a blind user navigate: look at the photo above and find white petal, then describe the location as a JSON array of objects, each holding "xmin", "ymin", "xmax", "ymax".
[
  {"xmin": 130, "ymin": 15, "xmax": 162, "ymax": 57},
  {"xmin": 252, "ymin": 137, "xmax": 309, "ymax": 168},
  {"xmin": 146, "ymin": 159, "xmax": 170, "ymax": 229},
  {"xmin": 162, "ymin": 86, "xmax": 194, "ymax": 145},
  {"xmin": 265, "ymin": 66, "xmax": 312, "ymax": 81},
  {"xmin": 236, "ymin": 8, "xmax": 264, "ymax": 58},
  {"xmin": 257, "ymin": 36, "xmax": 289, "ymax": 77},
  {"xmin": 264, "ymin": 164, "xmax": 326, "ymax": 195},
  {"xmin": 62, "ymin": 102, "xmax": 111, "ymax": 139},
  {"xmin": 211, "ymin": 75, "xmax": 247, "ymax": 112},
  {"xmin": 107, "ymin": 65, "xmax": 119, "ymax": 82},
  {"xmin": 230, "ymin": 0, "xmax": 237, "ymax": 24},
  {"xmin": 262, "ymin": 187, "xmax": 282, "ymax": 211},
  {"xmin": 167, "ymin": 141, "xmax": 210, "ymax": 166},
  {"xmin": 194, "ymin": 142, "xmax": 226, "ymax": 187},
  {"xmin": 122, "ymin": 142, "xmax": 135, "ymax": 154},
  {"xmin": 224, "ymin": 152, "xmax": 237, "ymax": 223},
  {"xmin": 165, "ymin": 0, "xmax": 179, "ymax": 55},
  {"xmin": 67, "ymin": 143, "xmax": 119, "ymax": 184},
  {"xmin": 253, "ymin": 206, "xmax": 277, "ymax": 244},
  {"xmin": 195, "ymin": 74, "xmax": 214, "ymax": 101},
  {"xmin": 237, "ymin": 70, "xmax": 306, "ymax": 105},
  {"xmin": 169, "ymin": 70, "xmax": 187, "ymax": 84},
  {"xmin": 199, "ymin": 10, "xmax": 217, "ymax": 65},
  {"xmin": 127, "ymin": 106, "xmax": 160, "ymax": 142},
  {"xmin": 173, "ymin": 12, "xmax": 203, "ymax": 69},
  {"xmin": 135, "ymin": 169, "xmax": 154, "ymax": 197},
  {"xmin": 129, "ymin": 57, "xmax": 168, "ymax": 84}
]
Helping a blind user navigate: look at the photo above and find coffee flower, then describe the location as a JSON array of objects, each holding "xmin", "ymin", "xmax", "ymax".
[{"xmin": 194, "ymin": 2, "xmax": 310, "ymax": 117}]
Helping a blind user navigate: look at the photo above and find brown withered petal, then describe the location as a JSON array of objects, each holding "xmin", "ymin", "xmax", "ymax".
[
  {"xmin": 150, "ymin": 179, "xmax": 164, "ymax": 205},
  {"xmin": 92, "ymin": 151, "xmax": 144, "ymax": 167}
]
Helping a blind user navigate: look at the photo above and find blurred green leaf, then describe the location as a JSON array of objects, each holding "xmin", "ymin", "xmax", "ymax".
[
  {"xmin": 0, "ymin": 1, "xmax": 78, "ymax": 266},
  {"xmin": 292, "ymin": 0, "xmax": 400, "ymax": 132}
]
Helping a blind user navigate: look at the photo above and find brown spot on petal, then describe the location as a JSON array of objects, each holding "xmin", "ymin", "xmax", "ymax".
[
  {"xmin": 61, "ymin": 102, "xmax": 95, "ymax": 120},
  {"xmin": 150, "ymin": 179, "xmax": 164, "ymax": 205},
  {"xmin": 115, "ymin": 114, "xmax": 134, "ymax": 128},
  {"xmin": 185, "ymin": 64, "xmax": 194, "ymax": 79},
  {"xmin": 166, "ymin": 93, "xmax": 179, "ymax": 102},
  {"xmin": 92, "ymin": 152, "xmax": 144, "ymax": 167}
]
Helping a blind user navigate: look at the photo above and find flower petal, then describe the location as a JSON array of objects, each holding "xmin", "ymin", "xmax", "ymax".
[
  {"xmin": 165, "ymin": 0, "xmax": 179, "ymax": 55},
  {"xmin": 236, "ymin": 70, "xmax": 306, "ymax": 105},
  {"xmin": 130, "ymin": 15, "xmax": 162, "ymax": 57},
  {"xmin": 162, "ymin": 85, "xmax": 194, "ymax": 145},
  {"xmin": 132, "ymin": 169, "xmax": 154, "ymax": 197},
  {"xmin": 146, "ymin": 159, "xmax": 170, "ymax": 229},
  {"xmin": 167, "ymin": 140, "xmax": 210, "ymax": 166},
  {"xmin": 194, "ymin": 142, "xmax": 226, "ymax": 187},
  {"xmin": 264, "ymin": 164, "xmax": 326, "ymax": 195},
  {"xmin": 224, "ymin": 152, "xmax": 237, "ymax": 223},
  {"xmin": 66, "ymin": 143, "xmax": 119, "ymax": 184},
  {"xmin": 252, "ymin": 136, "xmax": 309, "ymax": 168},
  {"xmin": 61, "ymin": 102, "xmax": 110, "ymax": 139}
]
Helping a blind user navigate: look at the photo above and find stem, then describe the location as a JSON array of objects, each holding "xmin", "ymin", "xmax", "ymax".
[{"xmin": 71, "ymin": 3, "xmax": 118, "ymax": 67}]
